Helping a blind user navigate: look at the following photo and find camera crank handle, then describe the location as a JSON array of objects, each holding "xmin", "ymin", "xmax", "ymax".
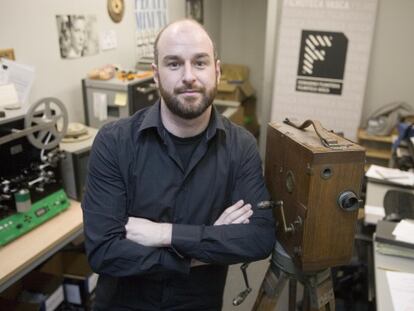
[{"xmin": 232, "ymin": 263, "xmax": 252, "ymax": 306}]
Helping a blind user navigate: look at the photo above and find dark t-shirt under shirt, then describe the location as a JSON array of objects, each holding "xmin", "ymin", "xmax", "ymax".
[{"xmin": 167, "ymin": 129, "xmax": 205, "ymax": 171}]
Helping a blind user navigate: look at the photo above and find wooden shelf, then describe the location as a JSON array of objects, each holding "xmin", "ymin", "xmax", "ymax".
[
  {"xmin": 366, "ymin": 149, "xmax": 392, "ymax": 160},
  {"xmin": 357, "ymin": 128, "xmax": 395, "ymax": 143},
  {"xmin": 357, "ymin": 128, "xmax": 394, "ymax": 169}
]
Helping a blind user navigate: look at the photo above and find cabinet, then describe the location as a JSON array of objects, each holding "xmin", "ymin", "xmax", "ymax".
[{"xmin": 82, "ymin": 77, "xmax": 158, "ymax": 129}]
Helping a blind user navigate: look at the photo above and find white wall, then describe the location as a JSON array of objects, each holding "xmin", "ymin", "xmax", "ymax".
[
  {"xmin": 219, "ymin": 0, "xmax": 268, "ymax": 120},
  {"xmin": 362, "ymin": 0, "xmax": 414, "ymax": 122},
  {"xmin": 0, "ymin": 0, "xmax": 185, "ymax": 123},
  {"xmin": 203, "ymin": 0, "xmax": 222, "ymax": 53},
  {"xmin": 260, "ymin": 0, "xmax": 283, "ymax": 157}
]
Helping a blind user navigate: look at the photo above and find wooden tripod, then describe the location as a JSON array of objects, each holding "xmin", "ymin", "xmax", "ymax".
[{"xmin": 252, "ymin": 242, "xmax": 335, "ymax": 311}]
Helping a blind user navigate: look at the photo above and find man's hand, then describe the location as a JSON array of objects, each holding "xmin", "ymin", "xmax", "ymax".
[
  {"xmin": 125, "ymin": 217, "xmax": 172, "ymax": 247},
  {"xmin": 190, "ymin": 200, "xmax": 253, "ymax": 267},
  {"xmin": 214, "ymin": 200, "xmax": 253, "ymax": 226}
]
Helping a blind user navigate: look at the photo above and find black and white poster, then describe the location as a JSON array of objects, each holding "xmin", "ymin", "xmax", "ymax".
[
  {"xmin": 56, "ymin": 15, "xmax": 99, "ymax": 59},
  {"xmin": 270, "ymin": 0, "xmax": 378, "ymax": 140},
  {"xmin": 296, "ymin": 30, "xmax": 348, "ymax": 95},
  {"xmin": 135, "ymin": 0, "xmax": 168, "ymax": 60}
]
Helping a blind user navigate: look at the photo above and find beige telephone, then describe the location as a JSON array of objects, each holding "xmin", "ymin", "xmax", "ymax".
[{"xmin": 62, "ymin": 123, "xmax": 91, "ymax": 143}]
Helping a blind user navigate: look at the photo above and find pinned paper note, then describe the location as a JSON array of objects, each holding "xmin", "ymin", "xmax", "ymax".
[
  {"xmin": 114, "ymin": 93, "xmax": 127, "ymax": 107},
  {"xmin": 93, "ymin": 92, "xmax": 107, "ymax": 121},
  {"xmin": 100, "ymin": 30, "xmax": 118, "ymax": 51}
]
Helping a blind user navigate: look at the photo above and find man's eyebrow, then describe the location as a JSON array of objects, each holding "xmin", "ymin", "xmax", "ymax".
[
  {"xmin": 161, "ymin": 53, "xmax": 212, "ymax": 64},
  {"xmin": 194, "ymin": 53, "xmax": 210, "ymax": 59},
  {"xmin": 162, "ymin": 55, "xmax": 181, "ymax": 63}
]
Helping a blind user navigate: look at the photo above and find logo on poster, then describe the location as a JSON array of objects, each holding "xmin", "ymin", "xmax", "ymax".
[{"xmin": 296, "ymin": 30, "xmax": 348, "ymax": 95}]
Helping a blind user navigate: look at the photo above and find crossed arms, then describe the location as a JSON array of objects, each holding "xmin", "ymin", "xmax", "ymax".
[
  {"xmin": 126, "ymin": 200, "xmax": 253, "ymax": 266},
  {"xmin": 82, "ymin": 127, "xmax": 275, "ymax": 277}
]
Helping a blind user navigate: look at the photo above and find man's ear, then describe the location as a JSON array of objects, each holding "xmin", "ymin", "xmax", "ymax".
[
  {"xmin": 152, "ymin": 63, "xmax": 159, "ymax": 87},
  {"xmin": 215, "ymin": 60, "xmax": 221, "ymax": 85}
]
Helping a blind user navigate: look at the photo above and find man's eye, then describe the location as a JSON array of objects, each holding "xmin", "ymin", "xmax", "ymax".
[
  {"xmin": 168, "ymin": 62, "xmax": 179, "ymax": 69},
  {"xmin": 195, "ymin": 61, "xmax": 206, "ymax": 68}
]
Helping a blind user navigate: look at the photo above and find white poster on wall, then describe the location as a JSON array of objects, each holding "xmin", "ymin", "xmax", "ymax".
[
  {"xmin": 271, "ymin": 0, "xmax": 378, "ymax": 140},
  {"xmin": 135, "ymin": 0, "xmax": 168, "ymax": 61}
]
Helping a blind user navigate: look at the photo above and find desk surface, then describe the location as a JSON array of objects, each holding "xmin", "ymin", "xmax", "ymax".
[
  {"xmin": 374, "ymin": 238, "xmax": 414, "ymax": 311},
  {"xmin": 0, "ymin": 201, "xmax": 83, "ymax": 292}
]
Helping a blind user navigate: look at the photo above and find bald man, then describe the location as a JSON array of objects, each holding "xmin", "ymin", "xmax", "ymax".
[{"xmin": 82, "ymin": 19, "xmax": 275, "ymax": 310}]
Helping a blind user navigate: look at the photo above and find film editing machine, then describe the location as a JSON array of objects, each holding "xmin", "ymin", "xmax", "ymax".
[
  {"xmin": 0, "ymin": 98, "xmax": 69, "ymax": 246},
  {"xmin": 233, "ymin": 119, "xmax": 365, "ymax": 311}
]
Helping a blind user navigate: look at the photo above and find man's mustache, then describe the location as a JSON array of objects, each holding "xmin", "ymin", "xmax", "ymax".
[{"xmin": 175, "ymin": 86, "xmax": 205, "ymax": 94}]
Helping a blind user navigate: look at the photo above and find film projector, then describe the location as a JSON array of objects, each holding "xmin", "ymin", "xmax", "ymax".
[
  {"xmin": 0, "ymin": 98, "xmax": 69, "ymax": 246},
  {"xmin": 233, "ymin": 119, "xmax": 365, "ymax": 311}
]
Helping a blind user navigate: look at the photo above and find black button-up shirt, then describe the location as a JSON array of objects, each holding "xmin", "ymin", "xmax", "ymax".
[{"xmin": 82, "ymin": 102, "xmax": 275, "ymax": 310}]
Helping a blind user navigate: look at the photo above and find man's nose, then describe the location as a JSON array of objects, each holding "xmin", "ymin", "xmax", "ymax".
[{"xmin": 182, "ymin": 62, "xmax": 196, "ymax": 85}]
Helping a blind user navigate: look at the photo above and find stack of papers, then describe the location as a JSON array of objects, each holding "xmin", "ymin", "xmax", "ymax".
[
  {"xmin": 0, "ymin": 58, "xmax": 35, "ymax": 108},
  {"xmin": 375, "ymin": 221, "xmax": 414, "ymax": 258},
  {"xmin": 386, "ymin": 271, "xmax": 414, "ymax": 311},
  {"xmin": 366, "ymin": 165, "xmax": 414, "ymax": 187},
  {"xmin": 393, "ymin": 219, "xmax": 414, "ymax": 245}
]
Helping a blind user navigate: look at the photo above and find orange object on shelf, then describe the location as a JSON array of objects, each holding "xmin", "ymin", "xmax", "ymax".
[{"xmin": 116, "ymin": 70, "xmax": 153, "ymax": 81}]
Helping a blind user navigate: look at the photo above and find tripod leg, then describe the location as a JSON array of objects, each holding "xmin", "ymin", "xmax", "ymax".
[
  {"xmin": 302, "ymin": 286, "xmax": 310, "ymax": 311},
  {"xmin": 288, "ymin": 279, "xmax": 297, "ymax": 311},
  {"xmin": 252, "ymin": 267, "xmax": 288, "ymax": 311},
  {"xmin": 305, "ymin": 269, "xmax": 335, "ymax": 311}
]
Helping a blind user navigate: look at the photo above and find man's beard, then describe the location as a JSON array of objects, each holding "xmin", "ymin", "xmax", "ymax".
[{"xmin": 159, "ymin": 79, "xmax": 217, "ymax": 120}]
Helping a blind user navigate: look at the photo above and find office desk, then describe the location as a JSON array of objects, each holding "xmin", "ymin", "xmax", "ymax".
[
  {"xmin": 373, "ymin": 237, "xmax": 414, "ymax": 311},
  {"xmin": 0, "ymin": 201, "xmax": 83, "ymax": 292}
]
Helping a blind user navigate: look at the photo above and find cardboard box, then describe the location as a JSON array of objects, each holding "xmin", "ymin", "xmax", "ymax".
[
  {"xmin": 221, "ymin": 64, "xmax": 249, "ymax": 82},
  {"xmin": 21, "ymin": 272, "xmax": 64, "ymax": 311},
  {"xmin": 229, "ymin": 106, "xmax": 245, "ymax": 126},
  {"xmin": 214, "ymin": 99, "xmax": 244, "ymax": 126},
  {"xmin": 0, "ymin": 271, "xmax": 64, "ymax": 311},
  {"xmin": 217, "ymin": 64, "xmax": 255, "ymax": 102},
  {"xmin": 40, "ymin": 251, "xmax": 98, "ymax": 308}
]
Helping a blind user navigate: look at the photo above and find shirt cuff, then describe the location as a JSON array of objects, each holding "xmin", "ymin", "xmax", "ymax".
[{"xmin": 171, "ymin": 223, "xmax": 203, "ymax": 255}]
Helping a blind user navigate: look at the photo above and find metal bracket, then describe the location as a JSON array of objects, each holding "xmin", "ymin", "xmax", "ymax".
[{"xmin": 258, "ymin": 200, "xmax": 302, "ymax": 234}]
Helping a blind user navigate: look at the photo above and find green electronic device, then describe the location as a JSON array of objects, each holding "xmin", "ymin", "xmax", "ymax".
[
  {"xmin": 0, "ymin": 189, "xmax": 69, "ymax": 246},
  {"xmin": 0, "ymin": 97, "xmax": 71, "ymax": 247}
]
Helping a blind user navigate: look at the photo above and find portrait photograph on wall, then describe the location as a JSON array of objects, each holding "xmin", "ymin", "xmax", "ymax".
[
  {"xmin": 56, "ymin": 15, "xmax": 99, "ymax": 59},
  {"xmin": 185, "ymin": 0, "xmax": 203, "ymax": 24}
]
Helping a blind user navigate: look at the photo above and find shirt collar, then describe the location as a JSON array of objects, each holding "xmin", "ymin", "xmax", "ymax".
[
  {"xmin": 138, "ymin": 99, "xmax": 163, "ymax": 133},
  {"xmin": 206, "ymin": 105, "xmax": 226, "ymax": 140},
  {"xmin": 138, "ymin": 100, "xmax": 226, "ymax": 140}
]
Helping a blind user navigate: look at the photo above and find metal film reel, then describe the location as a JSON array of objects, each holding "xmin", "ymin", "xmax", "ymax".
[{"xmin": 24, "ymin": 97, "xmax": 68, "ymax": 150}]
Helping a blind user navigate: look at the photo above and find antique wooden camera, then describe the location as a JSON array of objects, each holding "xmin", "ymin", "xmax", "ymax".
[{"xmin": 264, "ymin": 119, "xmax": 365, "ymax": 272}]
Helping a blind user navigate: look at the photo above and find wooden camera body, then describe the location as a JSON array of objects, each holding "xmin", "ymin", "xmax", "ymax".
[{"xmin": 265, "ymin": 120, "xmax": 365, "ymax": 272}]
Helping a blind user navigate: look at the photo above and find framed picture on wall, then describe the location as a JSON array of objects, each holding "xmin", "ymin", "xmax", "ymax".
[
  {"xmin": 56, "ymin": 15, "xmax": 99, "ymax": 59},
  {"xmin": 186, "ymin": 0, "xmax": 203, "ymax": 24}
]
